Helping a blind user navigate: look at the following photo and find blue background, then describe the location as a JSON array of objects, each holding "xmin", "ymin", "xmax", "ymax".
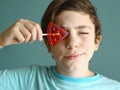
[{"xmin": 0, "ymin": 0, "xmax": 120, "ymax": 81}]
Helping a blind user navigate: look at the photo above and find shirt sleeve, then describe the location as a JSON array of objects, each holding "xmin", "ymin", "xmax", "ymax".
[{"xmin": 0, "ymin": 65, "xmax": 38, "ymax": 90}]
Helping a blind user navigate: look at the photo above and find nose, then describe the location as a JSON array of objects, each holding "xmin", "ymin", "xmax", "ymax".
[{"xmin": 65, "ymin": 33, "xmax": 79, "ymax": 49}]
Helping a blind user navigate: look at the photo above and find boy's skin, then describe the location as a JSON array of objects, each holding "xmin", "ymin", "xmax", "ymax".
[
  {"xmin": 0, "ymin": 10, "xmax": 102, "ymax": 78},
  {"xmin": 0, "ymin": 19, "xmax": 43, "ymax": 47}
]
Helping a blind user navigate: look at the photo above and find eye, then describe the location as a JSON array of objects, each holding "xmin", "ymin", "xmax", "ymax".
[
  {"xmin": 77, "ymin": 27, "xmax": 90, "ymax": 35},
  {"xmin": 78, "ymin": 32, "xmax": 89, "ymax": 34}
]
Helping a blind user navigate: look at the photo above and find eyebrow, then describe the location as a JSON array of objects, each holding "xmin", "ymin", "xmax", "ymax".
[
  {"xmin": 75, "ymin": 25, "xmax": 91, "ymax": 30},
  {"xmin": 60, "ymin": 25, "xmax": 91, "ymax": 30}
]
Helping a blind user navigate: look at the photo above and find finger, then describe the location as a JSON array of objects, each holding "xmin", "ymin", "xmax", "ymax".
[
  {"xmin": 13, "ymin": 29, "xmax": 25, "ymax": 43},
  {"xmin": 20, "ymin": 19, "xmax": 37, "ymax": 42},
  {"xmin": 19, "ymin": 25, "xmax": 31, "ymax": 42},
  {"xmin": 23, "ymin": 19, "xmax": 43, "ymax": 41},
  {"xmin": 34, "ymin": 23, "xmax": 43, "ymax": 41}
]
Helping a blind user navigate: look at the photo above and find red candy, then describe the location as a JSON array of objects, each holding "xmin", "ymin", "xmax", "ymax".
[{"xmin": 47, "ymin": 22, "xmax": 69, "ymax": 46}]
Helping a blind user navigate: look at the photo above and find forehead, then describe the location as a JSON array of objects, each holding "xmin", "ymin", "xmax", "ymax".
[{"xmin": 54, "ymin": 11, "xmax": 94, "ymax": 28}]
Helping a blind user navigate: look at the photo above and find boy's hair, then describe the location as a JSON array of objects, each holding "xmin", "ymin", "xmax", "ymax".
[{"xmin": 41, "ymin": 0, "xmax": 101, "ymax": 52}]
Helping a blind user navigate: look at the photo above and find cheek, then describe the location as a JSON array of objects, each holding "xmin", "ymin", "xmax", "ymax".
[
  {"xmin": 51, "ymin": 45, "xmax": 64, "ymax": 60},
  {"xmin": 83, "ymin": 38, "xmax": 95, "ymax": 61},
  {"xmin": 83, "ymin": 37, "xmax": 96, "ymax": 50}
]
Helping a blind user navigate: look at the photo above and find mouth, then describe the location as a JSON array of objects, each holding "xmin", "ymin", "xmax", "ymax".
[{"xmin": 64, "ymin": 53, "xmax": 84, "ymax": 60}]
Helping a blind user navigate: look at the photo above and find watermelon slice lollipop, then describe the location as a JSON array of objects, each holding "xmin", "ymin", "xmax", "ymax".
[{"xmin": 46, "ymin": 22, "xmax": 69, "ymax": 46}]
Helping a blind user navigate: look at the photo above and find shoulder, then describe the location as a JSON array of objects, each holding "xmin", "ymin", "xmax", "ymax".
[
  {"xmin": 0, "ymin": 65, "xmax": 53, "ymax": 77},
  {"xmin": 0, "ymin": 65, "xmax": 53, "ymax": 83},
  {"xmin": 0, "ymin": 65, "xmax": 54, "ymax": 89},
  {"xmin": 14, "ymin": 65, "xmax": 53, "ymax": 74},
  {"xmin": 98, "ymin": 75, "xmax": 120, "ymax": 88},
  {"xmin": 28, "ymin": 65, "xmax": 53, "ymax": 71}
]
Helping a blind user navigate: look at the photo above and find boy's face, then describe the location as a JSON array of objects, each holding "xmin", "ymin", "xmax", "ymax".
[{"xmin": 50, "ymin": 11, "xmax": 101, "ymax": 72}]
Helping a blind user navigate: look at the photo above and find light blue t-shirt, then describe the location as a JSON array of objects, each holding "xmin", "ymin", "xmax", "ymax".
[{"xmin": 0, "ymin": 65, "xmax": 120, "ymax": 90}]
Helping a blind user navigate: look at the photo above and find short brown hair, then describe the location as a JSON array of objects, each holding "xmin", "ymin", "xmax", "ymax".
[{"xmin": 41, "ymin": 0, "xmax": 101, "ymax": 52}]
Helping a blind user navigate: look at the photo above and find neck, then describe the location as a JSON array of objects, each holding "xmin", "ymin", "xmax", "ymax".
[{"xmin": 56, "ymin": 66, "xmax": 95, "ymax": 78}]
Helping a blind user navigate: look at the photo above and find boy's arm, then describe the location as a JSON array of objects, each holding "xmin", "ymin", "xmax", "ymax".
[{"xmin": 0, "ymin": 19, "xmax": 43, "ymax": 49}]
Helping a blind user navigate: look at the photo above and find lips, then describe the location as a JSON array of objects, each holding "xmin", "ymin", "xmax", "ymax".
[{"xmin": 64, "ymin": 53, "xmax": 83, "ymax": 60}]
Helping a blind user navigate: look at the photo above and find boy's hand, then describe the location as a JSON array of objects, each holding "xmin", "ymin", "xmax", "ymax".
[{"xmin": 0, "ymin": 19, "xmax": 43, "ymax": 48}]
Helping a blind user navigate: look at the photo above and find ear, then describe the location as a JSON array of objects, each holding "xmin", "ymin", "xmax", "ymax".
[{"xmin": 95, "ymin": 35, "xmax": 102, "ymax": 51}]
